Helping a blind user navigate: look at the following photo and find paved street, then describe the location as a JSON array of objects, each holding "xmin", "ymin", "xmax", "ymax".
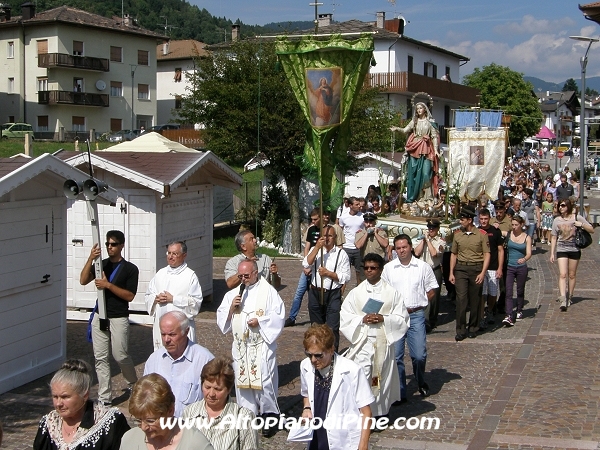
[{"xmin": 2, "ymin": 188, "xmax": 600, "ymax": 450}]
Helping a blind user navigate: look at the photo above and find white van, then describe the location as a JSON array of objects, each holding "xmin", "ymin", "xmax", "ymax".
[{"xmin": 523, "ymin": 139, "xmax": 540, "ymax": 155}]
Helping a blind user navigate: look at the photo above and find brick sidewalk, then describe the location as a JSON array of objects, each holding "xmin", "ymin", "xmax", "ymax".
[{"xmin": 2, "ymin": 225, "xmax": 599, "ymax": 449}]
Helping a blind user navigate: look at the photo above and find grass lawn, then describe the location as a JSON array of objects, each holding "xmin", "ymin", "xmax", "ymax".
[
  {"xmin": 213, "ymin": 236, "xmax": 281, "ymax": 258},
  {"xmin": 0, "ymin": 139, "xmax": 115, "ymax": 158}
]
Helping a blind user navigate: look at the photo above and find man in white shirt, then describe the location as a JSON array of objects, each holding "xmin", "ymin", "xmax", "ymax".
[
  {"xmin": 382, "ymin": 234, "xmax": 438, "ymax": 401},
  {"xmin": 338, "ymin": 197, "xmax": 365, "ymax": 285},
  {"xmin": 145, "ymin": 241, "xmax": 203, "ymax": 350},
  {"xmin": 144, "ymin": 311, "xmax": 214, "ymax": 417},
  {"xmin": 216, "ymin": 259, "xmax": 285, "ymax": 436},
  {"xmin": 303, "ymin": 225, "xmax": 351, "ymax": 352}
]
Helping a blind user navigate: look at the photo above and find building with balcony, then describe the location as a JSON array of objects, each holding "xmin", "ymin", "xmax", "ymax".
[
  {"xmin": 302, "ymin": 12, "xmax": 480, "ymax": 143},
  {"xmin": 0, "ymin": 3, "xmax": 164, "ymax": 138},
  {"xmin": 536, "ymin": 91, "xmax": 580, "ymax": 144}
]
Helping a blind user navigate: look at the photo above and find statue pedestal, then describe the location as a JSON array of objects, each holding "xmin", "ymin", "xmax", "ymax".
[{"xmin": 378, "ymin": 214, "xmax": 461, "ymax": 248}]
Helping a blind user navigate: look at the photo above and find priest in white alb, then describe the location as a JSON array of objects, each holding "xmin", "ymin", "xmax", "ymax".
[
  {"xmin": 216, "ymin": 259, "xmax": 285, "ymax": 436},
  {"xmin": 340, "ymin": 253, "xmax": 409, "ymax": 417},
  {"xmin": 145, "ymin": 241, "xmax": 203, "ymax": 349}
]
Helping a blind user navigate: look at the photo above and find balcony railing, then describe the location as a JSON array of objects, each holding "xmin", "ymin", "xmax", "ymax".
[
  {"xmin": 365, "ymin": 72, "xmax": 408, "ymax": 92},
  {"xmin": 38, "ymin": 53, "xmax": 109, "ymax": 72},
  {"xmin": 365, "ymin": 71, "xmax": 480, "ymax": 105},
  {"xmin": 38, "ymin": 90, "xmax": 109, "ymax": 107}
]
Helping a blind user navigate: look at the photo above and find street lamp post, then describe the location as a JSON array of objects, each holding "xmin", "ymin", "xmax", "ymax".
[
  {"xmin": 554, "ymin": 93, "xmax": 564, "ymax": 175},
  {"xmin": 570, "ymin": 35, "xmax": 598, "ymax": 216}
]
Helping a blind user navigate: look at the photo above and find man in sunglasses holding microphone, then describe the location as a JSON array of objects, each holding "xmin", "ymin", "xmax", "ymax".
[
  {"xmin": 79, "ymin": 230, "xmax": 139, "ymax": 406},
  {"xmin": 217, "ymin": 259, "xmax": 285, "ymax": 437}
]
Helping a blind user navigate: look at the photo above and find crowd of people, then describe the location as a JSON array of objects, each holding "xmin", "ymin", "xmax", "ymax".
[{"xmin": 31, "ymin": 149, "xmax": 595, "ymax": 449}]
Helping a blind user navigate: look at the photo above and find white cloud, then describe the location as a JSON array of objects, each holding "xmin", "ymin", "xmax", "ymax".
[
  {"xmin": 426, "ymin": 31, "xmax": 599, "ymax": 83},
  {"xmin": 493, "ymin": 14, "xmax": 575, "ymax": 35},
  {"xmin": 580, "ymin": 25, "xmax": 598, "ymax": 37}
]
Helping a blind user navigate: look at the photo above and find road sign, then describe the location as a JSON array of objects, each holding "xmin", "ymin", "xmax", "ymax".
[{"xmin": 557, "ymin": 146, "xmax": 568, "ymax": 159}]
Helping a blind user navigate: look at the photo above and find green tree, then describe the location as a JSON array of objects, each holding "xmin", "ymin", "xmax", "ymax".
[
  {"xmin": 347, "ymin": 87, "xmax": 404, "ymax": 155},
  {"xmin": 562, "ymin": 78, "xmax": 579, "ymax": 94},
  {"xmin": 177, "ymin": 39, "xmax": 393, "ymax": 252},
  {"xmin": 585, "ymin": 87, "xmax": 599, "ymax": 97},
  {"xmin": 177, "ymin": 39, "xmax": 307, "ymax": 252},
  {"xmin": 463, "ymin": 63, "xmax": 543, "ymax": 145}
]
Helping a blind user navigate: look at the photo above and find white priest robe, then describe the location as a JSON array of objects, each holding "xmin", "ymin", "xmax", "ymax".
[
  {"xmin": 145, "ymin": 263, "xmax": 203, "ymax": 350},
  {"xmin": 340, "ymin": 279, "xmax": 409, "ymax": 416},
  {"xmin": 216, "ymin": 277, "xmax": 285, "ymax": 415}
]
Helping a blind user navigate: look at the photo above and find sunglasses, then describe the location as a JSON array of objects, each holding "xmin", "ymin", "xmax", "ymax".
[
  {"xmin": 559, "ymin": 204, "xmax": 567, "ymax": 207},
  {"xmin": 364, "ymin": 265, "xmax": 381, "ymax": 271},
  {"xmin": 237, "ymin": 270, "xmax": 257, "ymax": 279},
  {"xmin": 105, "ymin": 242, "xmax": 121, "ymax": 247},
  {"xmin": 304, "ymin": 351, "xmax": 324, "ymax": 360},
  {"xmin": 364, "ymin": 219, "xmax": 375, "ymax": 223}
]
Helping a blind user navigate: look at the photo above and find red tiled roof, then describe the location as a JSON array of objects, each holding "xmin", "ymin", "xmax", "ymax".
[
  {"xmin": 0, "ymin": 5, "xmax": 165, "ymax": 39},
  {"xmin": 580, "ymin": 2, "xmax": 600, "ymax": 24},
  {"xmin": 157, "ymin": 40, "xmax": 208, "ymax": 60}
]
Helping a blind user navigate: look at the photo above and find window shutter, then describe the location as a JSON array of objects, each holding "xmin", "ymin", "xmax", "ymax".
[{"xmin": 37, "ymin": 40, "xmax": 48, "ymax": 55}]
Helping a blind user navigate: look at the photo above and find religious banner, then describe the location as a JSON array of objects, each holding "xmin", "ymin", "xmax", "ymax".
[
  {"xmin": 448, "ymin": 128, "xmax": 506, "ymax": 201},
  {"xmin": 275, "ymin": 34, "xmax": 374, "ymax": 208}
]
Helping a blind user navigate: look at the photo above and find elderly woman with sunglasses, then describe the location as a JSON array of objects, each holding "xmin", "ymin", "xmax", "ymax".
[
  {"xmin": 120, "ymin": 373, "xmax": 214, "ymax": 450},
  {"xmin": 300, "ymin": 324, "xmax": 374, "ymax": 450},
  {"xmin": 34, "ymin": 359, "xmax": 130, "ymax": 450},
  {"xmin": 550, "ymin": 199, "xmax": 594, "ymax": 311}
]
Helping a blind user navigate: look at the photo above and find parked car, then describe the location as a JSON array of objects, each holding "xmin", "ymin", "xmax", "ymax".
[
  {"xmin": 1, "ymin": 122, "xmax": 35, "ymax": 139},
  {"xmin": 149, "ymin": 124, "xmax": 180, "ymax": 132},
  {"xmin": 107, "ymin": 130, "xmax": 137, "ymax": 142}
]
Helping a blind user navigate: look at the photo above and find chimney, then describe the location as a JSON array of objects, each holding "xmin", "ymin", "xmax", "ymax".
[
  {"xmin": 21, "ymin": 1, "xmax": 35, "ymax": 20},
  {"xmin": 318, "ymin": 13, "xmax": 332, "ymax": 28},
  {"xmin": 163, "ymin": 42, "xmax": 169, "ymax": 55},
  {"xmin": 0, "ymin": 4, "xmax": 11, "ymax": 21},
  {"xmin": 376, "ymin": 11, "xmax": 385, "ymax": 29},
  {"xmin": 232, "ymin": 24, "xmax": 240, "ymax": 42}
]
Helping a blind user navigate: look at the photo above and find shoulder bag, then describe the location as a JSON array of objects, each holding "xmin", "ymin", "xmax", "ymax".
[{"xmin": 575, "ymin": 226, "xmax": 593, "ymax": 249}]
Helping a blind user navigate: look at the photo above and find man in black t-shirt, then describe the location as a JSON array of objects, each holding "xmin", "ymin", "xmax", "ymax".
[
  {"xmin": 478, "ymin": 209, "xmax": 504, "ymax": 328},
  {"xmin": 556, "ymin": 174, "xmax": 574, "ymax": 200},
  {"xmin": 80, "ymin": 229, "xmax": 139, "ymax": 405}
]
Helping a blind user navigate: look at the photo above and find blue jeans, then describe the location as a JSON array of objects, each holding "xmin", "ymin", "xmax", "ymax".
[
  {"xmin": 526, "ymin": 223, "xmax": 535, "ymax": 238},
  {"xmin": 395, "ymin": 309, "xmax": 427, "ymax": 399},
  {"xmin": 289, "ymin": 272, "xmax": 311, "ymax": 321}
]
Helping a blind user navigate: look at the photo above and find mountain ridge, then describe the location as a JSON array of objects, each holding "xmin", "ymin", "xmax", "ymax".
[{"xmin": 525, "ymin": 75, "xmax": 600, "ymax": 94}]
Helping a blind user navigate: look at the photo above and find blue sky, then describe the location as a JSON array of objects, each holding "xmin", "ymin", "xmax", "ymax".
[{"xmin": 190, "ymin": 0, "xmax": 600, "ymax": 83}]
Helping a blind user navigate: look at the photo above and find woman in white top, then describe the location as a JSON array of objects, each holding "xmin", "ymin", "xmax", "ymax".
[{"xmin": 300, "ymin": 324, "xmax": 374, "ymax": 450}]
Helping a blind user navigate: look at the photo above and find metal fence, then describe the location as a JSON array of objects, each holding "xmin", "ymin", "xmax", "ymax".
[{"xmin": 233, "ymin": 180, "xmax": 263, "ymax": 234}]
